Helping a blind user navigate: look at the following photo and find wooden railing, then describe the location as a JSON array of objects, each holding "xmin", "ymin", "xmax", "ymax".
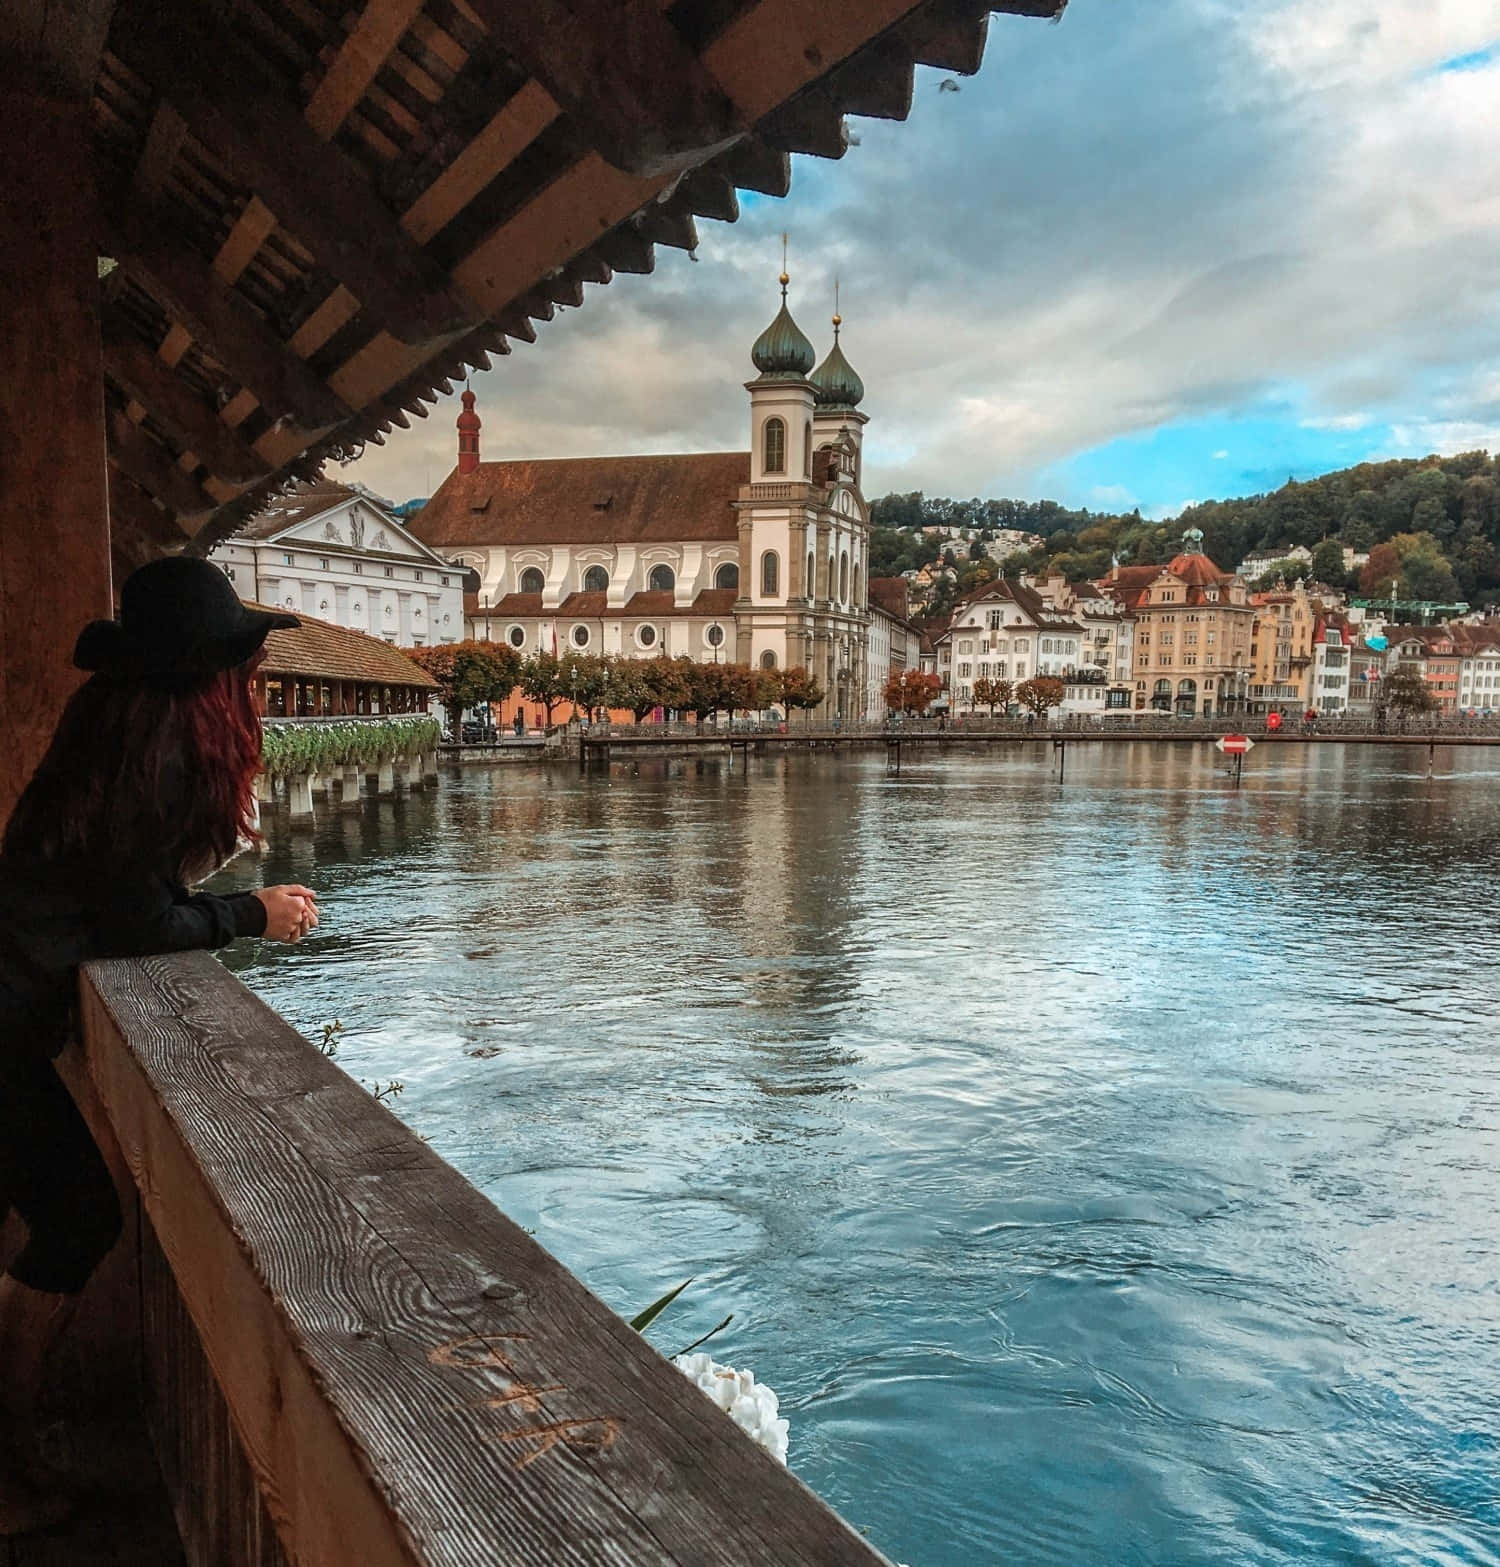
[{"xmin": 77, "ymin": 954, "xmax": 891, "ymax": 1567}]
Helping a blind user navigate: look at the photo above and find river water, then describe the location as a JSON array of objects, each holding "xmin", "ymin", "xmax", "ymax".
[{"xmin": 215, "ymin": 743, "xmax": 1500, "ymax": 1567}]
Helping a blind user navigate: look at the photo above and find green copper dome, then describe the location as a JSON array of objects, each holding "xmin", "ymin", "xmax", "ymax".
[
  {"xmin": 811, "ymin": 319, "xmax": 864, "ymax": 408},
  {"xmin": 751, "ymin": 275, "xmax": 816, "ymax": 378}
]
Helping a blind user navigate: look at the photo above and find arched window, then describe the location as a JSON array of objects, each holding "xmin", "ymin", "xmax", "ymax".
[
  {"xmin": 761, "ymin": 551, "xmax": 779, "ymax": 597},
  {"xmin": 806, "ymin": 551, "xmax": 815, "ymax": 598},
  {"xmin": 763, "ymin": 416, "xmax": 786, "ymax": 474},
  {"xmin": 1177, "ymin": 678, "xmax": 1198, "ymax": 695},
  {"xmin": 715, "ymin": 562, "xmax": 739, "ymax": 590},
  {"xmin": 852, "ymin": 563, "xmax": 861, "ymax": 605},
  {"xmin": 519, "ymin": 566, "xmax": 545, "ymax": 594},
  {"xmin": 583, "ymin": 565, "xmax": 609, "ymax": 593},
  {"xmin": 803, "ymin": 423, "xmax": 812, "ymax": 476},
  {"xmin": 839, "ymin": 551, "xmax": 849, "ymax": 603},
  {"xmin": 828, "ymin": 555, "xmax": 837, "ymax": 601},
  {"xmin": 648, "ymin": 563, "xmax": 675, "ymax": 592},
  {"xmin": 760, "ymin": 649, "xmax": 777, "ymax": 670}
]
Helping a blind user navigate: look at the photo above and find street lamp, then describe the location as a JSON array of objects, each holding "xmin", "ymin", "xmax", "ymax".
[{"xmin": 569, "ymin": 662, "xmax": 577, "ymax": 726}]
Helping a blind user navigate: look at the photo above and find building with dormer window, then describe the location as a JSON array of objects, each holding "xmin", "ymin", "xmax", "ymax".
[
  {"xmin": 409, "ymin": 273, "xmax": 874, "ymax": 720},
  {"xmin": 1096, "ymin": 530, "xmax": 1256, "ymax": 715},
  {"xmin": 212, "ymin": 482, "xmax": 466, "ymax": 648}
]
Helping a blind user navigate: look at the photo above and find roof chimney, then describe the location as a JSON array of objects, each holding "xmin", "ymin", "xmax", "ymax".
[{"xmin": 457, "ymin": 388, "xmax": 481, "ymax": 475}]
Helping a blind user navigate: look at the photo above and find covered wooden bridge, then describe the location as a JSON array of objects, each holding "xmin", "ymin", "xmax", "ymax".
[{"xmin": 0, "ymin": 0, "xmax": 1065, "ymax": 1560}]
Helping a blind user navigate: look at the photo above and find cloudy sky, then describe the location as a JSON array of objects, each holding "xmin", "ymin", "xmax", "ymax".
[{"xmin": 345, "ymin": 0, "xmax": 1500, "ymax": 519}]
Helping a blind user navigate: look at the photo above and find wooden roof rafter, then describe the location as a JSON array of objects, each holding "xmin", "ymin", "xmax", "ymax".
[{"xmin": 83, "ymin": 0, "xmax": 1066, "ymax": 558}]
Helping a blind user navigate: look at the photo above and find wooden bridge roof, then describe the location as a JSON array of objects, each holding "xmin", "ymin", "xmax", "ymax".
[
  {"xmin": 256, "ymin": 605, "xmax": 441, "ymax": 687},
  {"xmin": 36, "ymin": 0, "xmax": 1067, "ymax": 577}
]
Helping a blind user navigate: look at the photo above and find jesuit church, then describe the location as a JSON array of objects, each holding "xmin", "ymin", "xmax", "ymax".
[{"xmin": 409, "ymin": 273, "xmax": 875, "ymax": 719}]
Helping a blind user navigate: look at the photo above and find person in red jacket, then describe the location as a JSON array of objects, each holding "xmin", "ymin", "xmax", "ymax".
[{"xmin": 0, "ymin": 558, "xmax": 318, "ymax": 1534}]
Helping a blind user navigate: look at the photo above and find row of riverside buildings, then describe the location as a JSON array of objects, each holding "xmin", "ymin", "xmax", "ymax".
[
  {"xmin": 213, "ymin": 276, "xmax": 924, "ymax": 722},
  {"xmin": 921, "ymin": 529, "xmax": 1500, "ymax": 719},
  {"xmin": 209, "ymin": 277, "xmax": 1498, "ymax": 725}
]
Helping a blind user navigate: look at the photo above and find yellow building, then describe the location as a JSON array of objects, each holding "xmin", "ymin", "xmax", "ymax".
[
  {"xmin": 1247, "ymin": 580, "xmax": 1317, "ymax": 713},
  {"xmin": 1096, "ymin": 530, "xmax": 1256, "ymax": 716}
]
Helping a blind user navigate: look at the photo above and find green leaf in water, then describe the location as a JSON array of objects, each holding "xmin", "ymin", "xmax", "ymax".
[{"xmin": 629, "ymin": 1276, "xmax": 694, "ymax": 1334}]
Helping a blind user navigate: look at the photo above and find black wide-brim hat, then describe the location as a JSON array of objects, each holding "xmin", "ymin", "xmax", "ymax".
[{"xmin": 74, "ymin": 557, "xmax": 299, "ymax": 684}]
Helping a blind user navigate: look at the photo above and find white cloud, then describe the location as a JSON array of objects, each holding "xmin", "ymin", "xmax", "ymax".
[
  {"xmin": 341, "ymin": 0, "xmax": 1500, "ymax": 509},
  {"xmin": 1212, "ymin": 449, "xmax": 1230, "ymax": 459}
]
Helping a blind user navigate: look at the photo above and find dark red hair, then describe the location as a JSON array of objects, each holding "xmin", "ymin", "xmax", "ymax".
[{"xmin": 4, "ymin": 653, "xmax": 265, "ymax": 879}]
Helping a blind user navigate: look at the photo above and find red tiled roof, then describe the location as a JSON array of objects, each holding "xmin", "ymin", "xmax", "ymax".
[
  {"xmin": 410, "ymin": 452, "xmax": 750, "ymax": 549},
  {"xmin": 473, "ymin": 593, "xmax": 545, "ymax": 617},
  {"xmin": 868, "ymin": 577, "xmax": 910, "ymax": 620},
  {"xmin": 556, "ymin": 590, "xmax": 609, "ymax": 616},
  {"xmin": 254, "ymin": 605, "xmax": 438, "ymax": 688},
  {"xmin": 690, "ymin": 588, "xmax": 738, "ymax": 616}
]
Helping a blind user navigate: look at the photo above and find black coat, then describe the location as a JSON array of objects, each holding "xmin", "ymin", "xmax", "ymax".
[{"xmin": 0, "ymin": 853, "xmax": 267, "ymax": 1059}]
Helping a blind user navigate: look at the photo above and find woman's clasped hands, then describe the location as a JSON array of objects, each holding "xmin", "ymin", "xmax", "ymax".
[{"xmin": 254, "ymin": 884, "xmax": 320, "ymax": 943}]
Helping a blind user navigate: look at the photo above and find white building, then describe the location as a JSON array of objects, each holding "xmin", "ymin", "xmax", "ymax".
[
  {"xmin": 213, "ymin": 482, "xmax": 465, "ymax": 648},
  {"xmin": 1455, "ymin": 628, "xmax": 1500, "ymax": 713},
  {"xmin": 1310, "ymin": 613, "xmax": 1353, "ymax": 714},
  {"xmin": 1034, "ymin": 574, "xmax": 1135, "ymax": 712},
  {"xmin": 411, "ymin": 276, "xmax": 874, "ymax": 720},
  {"xmin": 864, "ymin": 577, "xmax": 923, "ymax": 719},
  {"xmin": 934, "ymin": 578, "xmax": 1085, "ymax": 713}
]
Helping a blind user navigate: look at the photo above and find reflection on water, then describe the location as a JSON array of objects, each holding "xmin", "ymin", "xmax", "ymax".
[{"xmin": 214, "ymin": 744, "xmax": 1500, "ymax": 1567}]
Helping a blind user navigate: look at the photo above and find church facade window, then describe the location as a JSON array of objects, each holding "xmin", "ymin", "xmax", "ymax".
[
  {"xmin": 649, "ymin": 563, "xmax": 675, "ymax": 593},
  {"xmin": 636, "ymin": 624, "xmax": 658, "ymax": 649},
  {"xmin": 705, "ymin": 623, "xmax": 725, "ymax": 648},
  {"xmin": 715, "ymin": 562, "xmax": 739, "ymax": 590},
  {"xmin": 760, "ymin": 649, "xmax": 777, "ymax": 670},
  {"xmin": 507, "ymin": 625, "xmax": 526, "ymax": 648},
  {"xmin": 583, "ymin": 565, "xmax": 609, "ymax": 593},
  {"xmin": 519, "ymin": 566, "xmax": 545, "ymax": 594},
  {"xmin": 839, "ymin": 551, "xmax": 849, "ymax": 603},
  {"xmin": 761, "ymin": 551, "xmax": 779, "ymax": 597},
  {"xmin": 803, "ymin": 423, "xmax": 811, "ymax": 476},
  {"xmin": 570, "ymin": 624, "xmax": 591, "ymax": 648},
  {"xmin": 763, "ymin": 417, "xmax": 786, "ymax": 474}
]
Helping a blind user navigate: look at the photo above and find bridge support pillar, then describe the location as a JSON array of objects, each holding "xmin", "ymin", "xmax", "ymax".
[
  {"xmin": 341, "ymin": 765, "xmax": 362, "ymax": 804},
  {"xmin": 405, "ymin": 755, "xmax": 424, "ymax": 791},
  {"xmin": 287, "ymin": 774, "xmax": 315, "ymax": 823},
  {"xmin": 255, "ymin": 772, "xmax": 274, "ymax": 805},
  {"xmin": 376, "ymin": 760, "xmax": 396, "ymax": 798},
  {"xmin": 424, "ymin": 752, "xmax": 439, "ymax": 784}
]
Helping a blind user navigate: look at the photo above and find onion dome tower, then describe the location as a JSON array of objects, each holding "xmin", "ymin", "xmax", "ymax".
[
  {"xmin": 747, "ymin": 259, "xmax": 816, "ymax": 483},
  {"xmin": 810, "ymin": 311, "xmax": 864, "ymax": 410},
  {"xmin": 810, "ymin": 294, "xmax": 869, "ymax": 485},
  {"xmin": 750, "ymin": 269, "xmax": 816, "ymax": 380}
]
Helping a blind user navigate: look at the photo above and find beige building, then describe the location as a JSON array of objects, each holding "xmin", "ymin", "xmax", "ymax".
[
  {"xmin": 1247, "ymin": 580, "xmax": 1316, "ymax": 713},
  {"xmin": 411, "ymin": 278, "xmax": 874, "ymax": 720},
  {"xmin": 1096, "ymin": 531, "xmax": 1256, "ymax": 715}
]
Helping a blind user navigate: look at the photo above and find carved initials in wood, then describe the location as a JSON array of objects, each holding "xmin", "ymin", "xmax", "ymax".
[{"xmin": 493, "ymin": 1416, "xmax": 622, "ymax": 1471}]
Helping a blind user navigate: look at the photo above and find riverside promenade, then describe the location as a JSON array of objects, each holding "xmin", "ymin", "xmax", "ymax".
[{"xmin": 430, "ymin": 718, "xmax": 1500, "ymax": 773}]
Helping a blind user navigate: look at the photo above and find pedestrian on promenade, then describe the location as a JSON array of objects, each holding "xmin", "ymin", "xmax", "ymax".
[{"xmin": 0, "ymin": 558, "xmax": 319, "ymax": 1535}]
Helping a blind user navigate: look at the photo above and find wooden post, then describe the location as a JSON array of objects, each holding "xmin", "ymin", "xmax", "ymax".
[{"xmin": 0, "ymin": 92, "xmax": 112, "ymax": 829}]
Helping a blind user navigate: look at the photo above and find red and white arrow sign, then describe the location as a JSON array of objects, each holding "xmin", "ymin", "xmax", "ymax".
[{"xmin": 1216, "ymin": 734, "xmax": 1255, "ymax": 755}]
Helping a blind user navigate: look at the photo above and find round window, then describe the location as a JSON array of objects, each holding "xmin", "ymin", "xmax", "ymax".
[
  {"xmin": 638, "ymin": 624, "xmax": 657, "ymax": 648},
  {"xmin": 571, "ymin": 624, "xmax": 591, "ymax": 649},
  {"xmin": 706, "ymin": 623, "xmax": 725, "ymax": 648},
  {"xmin": 507, "ymin": 625, "xmax": 526, "ymax": 649}
]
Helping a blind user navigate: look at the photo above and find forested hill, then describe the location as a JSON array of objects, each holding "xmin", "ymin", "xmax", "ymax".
[{"xmin": 869, "ymin": 450, "xmax": 1500, "ymax": 605}]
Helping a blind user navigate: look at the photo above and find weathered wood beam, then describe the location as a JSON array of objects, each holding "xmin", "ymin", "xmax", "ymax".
[
  {"xmin": 109, "ymin": 468, "xmax": 191, "ymax": 559},
  {"xmin": 677, "ymin": 165, "xmax": 739, "ymax": 223},
  {"xmin": 0, "ymin": 93, "xmax": 111, "ymax": 829},
  {"xmin": 109, "ymin": 202, "xmax": 350, "ymax": 434},
  {"xmin": 896, "ymin": 0, "xmax": 990, "ymax": 75},
  {"xmin": 133, "ymin": 99, "xmax": 189, "ymax": 200},
  {"xmin": 594, "ymin": 224, "xmax": 654, "ymax": 276},
  {"xmin": 634, "ymin": 202, "xmax": 698, "ymax": 253},
  {"xmin": 759, "ymin": 92, "xmax": 849, "ymax": 160},
  {"xmin": 326, "ymin": 1, "xmax": 941, "ymax": 411},
  {"xmin": 717, "ymin": 137, "xmax": 791, "ymax": 198},
  {"xmin": 460, "ymin": 0, "xmax": 743, "ymax": 177},
  {"xmin": 109, "ymin": 0, "xmax": 473, "ymax": 345},
  {"xmin": 107, "ymin": 408, "xmax": 216, "ymax": 522},
  {"xmin": 823, "ymin": 36, "xmax": 917, "ymax": 121},
  {"xmin": 102, "ymin": 313, "xmax": 272, "ymax": 486},
  {"xmin": 304, "ymin": 0, "xmax": 428, "ymax": 140},
  {"xmin": 1, "ymin": 0, "xmax": 115, "ymax": 100}
]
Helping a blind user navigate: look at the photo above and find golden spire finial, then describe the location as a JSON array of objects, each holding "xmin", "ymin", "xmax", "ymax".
[
  {"xmin": 832, "ymin": 276, "xmax": 842, "ymax": 337},
  {"xmin": 779, "ymin": 232, "xmax": 789, "ymax": 296}
]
